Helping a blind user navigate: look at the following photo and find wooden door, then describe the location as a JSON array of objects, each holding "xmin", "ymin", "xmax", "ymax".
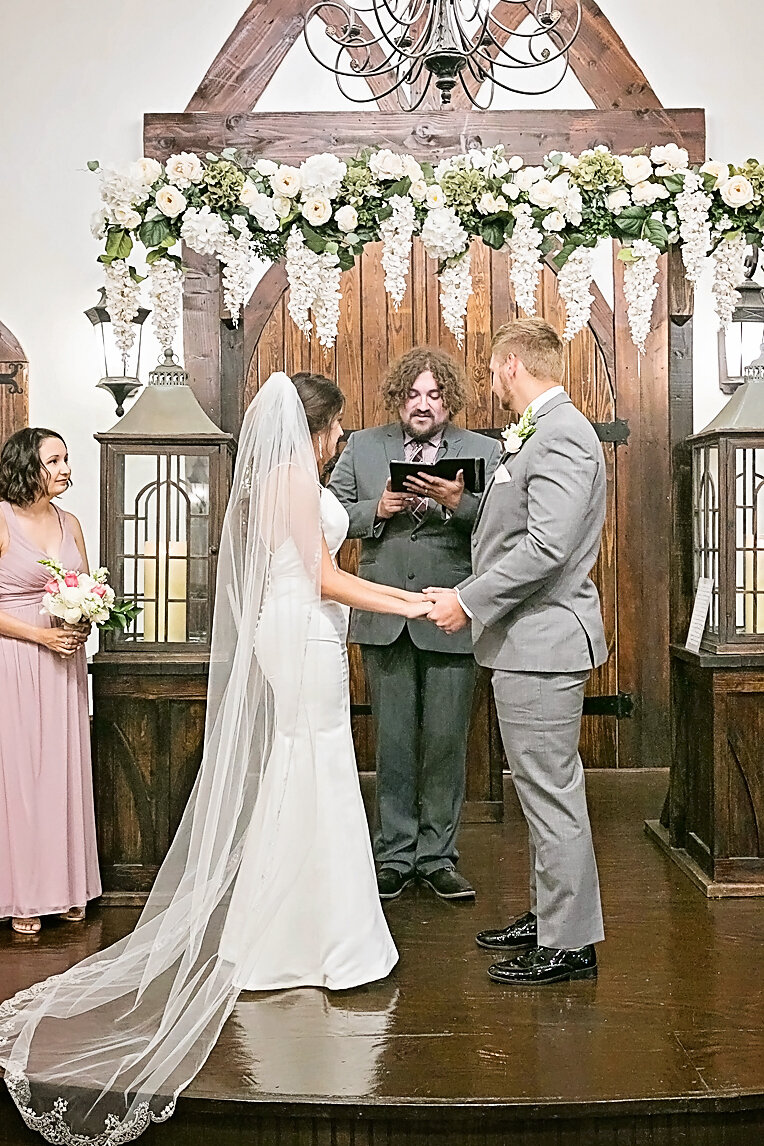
[
  {"xmin": 244, "ymin": 240, "xmax": 621, "ymax": 772},
  {"xmin": 0, "ymin": 321, "xmax": 29, "ymax": 446}
]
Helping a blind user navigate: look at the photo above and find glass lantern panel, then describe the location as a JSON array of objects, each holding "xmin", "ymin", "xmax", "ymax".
[
  {"xmin": 735, "ymin": 446, "xmax": 764, "ymax": 635},
  {"xmin": 693, "ymin": 443, "xmax": 719, "ymax": 632},
  {"xmin": 117, "ymin": 451, "xmax": 213, "ymax": 644}
]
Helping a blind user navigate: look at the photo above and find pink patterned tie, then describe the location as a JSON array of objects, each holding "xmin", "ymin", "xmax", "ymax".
[{"xmin": 408, "ymin": 442, "xmax": 428, "ymax": 524}]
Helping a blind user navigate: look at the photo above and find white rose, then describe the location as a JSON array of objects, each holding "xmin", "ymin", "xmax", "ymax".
[
  {"xmin": 426, "ymin": 184, "xmax": 446, "ymax": 209},
  {"xmin": 542, "ymin": 210, "xmax": 565, "ymax": 232},
  {"xmin": 272, "ymin": 194, "xmax": 293, "ymax": 218},
  {"xmin": 507, "ymin": 155, "xmax": 524, "ymax": 172},
  {"xmin": 403, "ymin": 155, "xmax": 424, "ymax": 183},
  {"xmin": 369, "ymin": 148, "xmax": 406, "ymax": 181},
  {"xmin": 409, "ymin": 179, "xmax": 428, "ymax": 202},
  {"xmin": 528, "ymin": 179, "xmax": 558, "ymax": 209},
  {"xmin": 130, "ymin": 157, "xmax": 162, "ymax": 188},
  {"xmin": 501, "ymin": 181, "xmax": 521, "ymax": 201},
  {"xmin": 301, "ymin": 195, "xmax": 332, "ymax": 225},
  {"xmin": 299, "ymin": 152, "xmax": 347, "ymax": 198},
  {"xmin": 255, "ymin": 158, "xmax": 279, "ymax": 177},
  {"xmin": 335, "ymin": 204, "xmax": 359, "ymax": 232},
  {"xmin": 467, "ymin": 148, "xmax": 490, "ymax": 170},
  {"xmin": 239, "ymin": 179, "xmax": 260, "ymax": 208},
  {"xmin": 513, "ymin": 166, "xmax": 545, "ymax": 192},
  {"xmin": 270, "ymin": 165, "xmax": 301, "ymax": 198},
  {"xmin": 719, "ymin": 175, "xmax": 755, "ymax": 209},
  {"xmin": 606, "ymin": 188, "xmax": 631, "ymax": 214},
  {"xmin": 155, "ymin": 185, "xmax": 187, "ymax": 218},
  {"xmin": 630, "ymin": 180, "xmax": 658, "ymax": 205},
  {"xmin": 165, "ymin": 151, "xmax": 204, "ymax": 188},
  {"xmin": 700, "ymin": 160, "xmax": 730, "ymax": 189},
  {"xmin": 649, "ymin": 144, "xmax": 689, "ymax": 171},
  {"xmin": 620, "ymin": 154, "xmax": 653, "ymax": 185},
  {"xmin": 112, "ymin": 205, "xmax": 141, "ymax": 229},
  {"xmin": 248, "ymin": 192, "xmax": 279, "ymax": 231},
  {"xmin": 90, "ymin": 208, "xmax": 109, "ymax": 239},
  {"xmin": 502, "ymin": 428, "xmax": 523, "ymax": 454}
]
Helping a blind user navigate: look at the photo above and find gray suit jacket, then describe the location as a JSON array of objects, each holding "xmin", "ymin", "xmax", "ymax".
[
  {"xmin": 459, "ymin": 393, "xmax": 608, "ymax": 673},
  {"xmin": 329, "ymin": 421, "xmax": 501, "ymax": 653}
]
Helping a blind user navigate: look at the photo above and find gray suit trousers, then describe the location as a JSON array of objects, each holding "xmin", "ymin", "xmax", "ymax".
[
  {"xmin": 492, "ymin": 668, "xmax": 605, "ymax": 950},
  {"xmin": 362, "ymin": 631, "xmax": 476, "ymax": 875}
]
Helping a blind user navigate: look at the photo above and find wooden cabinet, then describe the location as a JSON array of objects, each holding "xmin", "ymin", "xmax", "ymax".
[{"xmin": 646, "ymin": 645, "xmax": 764, "ymax": 896}]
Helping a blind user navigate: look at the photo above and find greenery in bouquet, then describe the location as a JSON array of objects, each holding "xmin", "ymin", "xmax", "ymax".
[{"xmin": 38, "ymin": 559, "xmax": 141, "ymax": 631}]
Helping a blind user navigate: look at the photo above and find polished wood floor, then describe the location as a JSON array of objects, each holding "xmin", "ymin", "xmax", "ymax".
[{"xmin": 2, "ymin": 770, "xmax": 764, "ymax": 1146}]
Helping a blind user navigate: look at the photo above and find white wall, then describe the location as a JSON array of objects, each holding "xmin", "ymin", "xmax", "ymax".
[{"xmin": 1, "ymin": 0, "xmax": 764, "ymax": 561}]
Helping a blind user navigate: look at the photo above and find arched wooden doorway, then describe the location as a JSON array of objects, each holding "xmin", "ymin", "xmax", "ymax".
[
  {"xmin": 242, "ymin": 240, "xmax": 619, "ymax": 784},
  {"xmin": 0, "ymin": 321, "xmax": 29, "ymax": 445}
]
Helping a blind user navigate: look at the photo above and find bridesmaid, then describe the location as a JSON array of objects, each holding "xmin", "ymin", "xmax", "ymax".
[{"xmin": 0, "ymin": 428, "xmax": 101, "ymax": 934}]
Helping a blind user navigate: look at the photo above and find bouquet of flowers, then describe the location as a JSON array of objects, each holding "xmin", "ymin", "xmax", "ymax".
[{"xmin": 38, "ymin": 559, "xmax": 140, "ymax": 631}]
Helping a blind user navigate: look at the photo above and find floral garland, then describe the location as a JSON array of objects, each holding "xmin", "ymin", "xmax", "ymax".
[{"xmin": 89, "ymin": 143, "xmax": 764, "ymax": 356}]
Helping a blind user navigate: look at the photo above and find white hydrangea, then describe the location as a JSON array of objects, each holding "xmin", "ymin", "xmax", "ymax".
[
  {"xmin": 622, "ymin": 239, "xmax": 661, "ymax": 354},
  {"xmin": 180, "ymin": 205, "xmax": 229, "ymax": 254},
  {"xmin": 420, "ymin": 206, "xmax": 468, "ymax": 263},
  {"xmin": 557, "ymin": 245, "xmax": 596, "ymax": 341},
  {"xmin": 299, "ymin": 153, "xmax": 347, "ymax": 198}
]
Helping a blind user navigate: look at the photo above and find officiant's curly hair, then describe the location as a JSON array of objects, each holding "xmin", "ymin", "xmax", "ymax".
[
  {"xmin": 0, "ymin": 427, "xmax": 71, "ymax": 507},
  {"xmin": 383, "ymin": 347, "xmax": 467, "ymax": 415}
]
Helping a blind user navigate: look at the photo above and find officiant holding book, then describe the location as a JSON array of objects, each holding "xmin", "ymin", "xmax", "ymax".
[{"xmin": 330, "ymin": 348, "xmax": 500, "ymax": 902}]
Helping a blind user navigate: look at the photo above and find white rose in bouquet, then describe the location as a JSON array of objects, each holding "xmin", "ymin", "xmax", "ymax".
[
  {"xmin": 513, "ymin": 166, "xmax": 545, "ymax": 192},
  {"xmin": 528, "ymin": 179, "xmax": 558, "ymax": 209},
  {"xmin": 403, "ymin": 155, "xmax": 424, "ymax": 183},
  {"xmin": 112, "ymin": 205, "xmax": 141, "ymax": 229},
  {"xmin": 335, "ymin": 204, "xmax": 359, "ymax": 232},
  {"xmin": 720, "ymin": 175, "xmax": 755, "ymax": 209},
  {"xmin": 270, "ymin": 165, "xmax": 301, "ymax": 198},
  {"xmin": 156, "ymin": 186, "xmax": 187, "ymax": 218},
  {"xmin": 542, "ymin": 210, "xmax": 566, "ymax": 232},
  {"xmin": 699, "ymin": 160, "xmax": 730, "ymax": 189},
  {"xmin": 620, "ymin": 154, "xmax": 653, "ymax": 185},
  {"xmin": 249, "ymin": 194, "xmax": 280, "ymax": 232},
  {"xmin": 300, "ymin": 153, "xmax": 347, "ymax": 198},
  {"xmin": 90, "ymin": 208, "xmax": 109, "ymax": 239},
  {"xmin": 501, "ymin": 181, "xmax": 521, "ymax": 201},
  {"xmin": 255, "ymin": 158, "xmax": 279, "ymax": 177},
  {"xmin": 631, "ymin": 180, "xmax": 669, "ymax": 205},
  {"xmin": 302, "ymin": 195, "xmax": 333, "ymax": 226},
  {"xmin": 272, "ymin": 194, "xmax": 293, "ymax": 219},
  {"xmin": 425, "ymin": 184, "xmax": 446, "ymax": 209},
  {"xmin": 369, "ymin": 149, "xmax": 406, "ymax": 180},
  {"xmin": 606, "ymin": 188, "xmax": 631, "ymax": 214},
  {"xmin": 165, "ymin": 152, "xmax": 205, "ymax": 188},
  {"xmin": 507, "ymin": 155, "xmax": 524, "ymax": 172},
  {"xmin": 649, "ymin": 144, "xmax": 689, "ymax": 171},
  {"xmin": 409, "ymin": 179, "xmax": 428, "ymax": 202},
  {"xmin": 239, "ymin": 179, "xmax": 259, "ymax": 207},
  {"xmin": 130, "ymin": 157, "xmax": 162, "ymax": 188},
  {"xmin": 477, "ymin": 192, "xmax": 508, "ymax": 215}
]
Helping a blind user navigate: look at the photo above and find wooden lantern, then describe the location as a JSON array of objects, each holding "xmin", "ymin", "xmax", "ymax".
[{"xmin": 92, "ymin": 353, "xmax": 234, "ymax": 900}]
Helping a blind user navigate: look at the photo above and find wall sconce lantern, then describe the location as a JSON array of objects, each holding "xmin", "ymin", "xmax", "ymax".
[
  {"xmin": 717, "ymin": 246, "xmax": 764, "ymax": 397},
  {"xmin": 85, "ymin": 288, "xmax": 150, "ymax": 416}
]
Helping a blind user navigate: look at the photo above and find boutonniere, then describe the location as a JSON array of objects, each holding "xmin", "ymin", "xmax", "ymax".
[{"xmin": 501, "ymin": 408, "xmax": 536, "ymax": 455}]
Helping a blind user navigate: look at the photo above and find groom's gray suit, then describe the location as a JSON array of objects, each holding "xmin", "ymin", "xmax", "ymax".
[{"xmin": 459, "ymin": 390, "xmax": 607, "ymax": 950}]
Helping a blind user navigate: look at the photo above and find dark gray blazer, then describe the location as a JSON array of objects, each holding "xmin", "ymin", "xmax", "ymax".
[
  {"xmin": 459, "ymin": 393, "xmax": 609, "ymax": 672},
  {"xmin": 329, "ymin": 421, "xmax": 501, "ymax": 653}
]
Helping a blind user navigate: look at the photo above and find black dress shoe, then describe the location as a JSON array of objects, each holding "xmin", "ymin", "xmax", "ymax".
[
  {"xmin": 475, "ymin": 910, "xmax": 537, "ymax": 950},
  {"xmin": 419, "ymin": 868, "xmax": 476, "ymax": 900},
  {"xmin": 377, "ymin": 868, "xmax": 415, "ymax": 900},
  {"xmin": 488, "ymin": 944, "xmax": 597, "ymax": 985}
]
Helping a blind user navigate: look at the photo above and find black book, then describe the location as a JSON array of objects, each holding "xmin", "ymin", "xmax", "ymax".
[{"xmin": 389, "ymin": 457, "xmax": 486, "ymax": 494}]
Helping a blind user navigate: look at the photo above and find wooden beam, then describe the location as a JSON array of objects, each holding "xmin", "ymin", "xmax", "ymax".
[
  {"xmin": 186, "ymin": 0, "xmax": 307, "ymax": 113},
  {"xmin": 314, "ymin": 8, "xmax": 402, "ymax": 112},
  {"xmin": 144, "ymin": 108, "xmax": 706, "ymax": 166},
  {"xmin": 0, "ymin": 319, "xmax": 26, "ymax": 363}
]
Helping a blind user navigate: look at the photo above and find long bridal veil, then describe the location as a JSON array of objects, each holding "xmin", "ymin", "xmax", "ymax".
[{"xmin": 0, "ymin": 373, "xmax": 323, "ymax": 1144}]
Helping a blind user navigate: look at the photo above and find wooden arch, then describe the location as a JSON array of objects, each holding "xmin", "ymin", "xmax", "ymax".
[{"xmin": 0, "ymin": 320, "xmax": 29, "ymax": 445}]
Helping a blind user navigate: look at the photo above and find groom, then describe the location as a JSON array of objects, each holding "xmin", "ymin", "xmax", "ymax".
[{"xmin": 426, "ymin": 318, "xmax": 607, "ymax": 985}]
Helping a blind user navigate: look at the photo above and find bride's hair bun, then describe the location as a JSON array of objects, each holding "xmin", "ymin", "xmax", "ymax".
[{"xmin": 291, "ymin": 373, "xmax": 344, "ymax": 435}]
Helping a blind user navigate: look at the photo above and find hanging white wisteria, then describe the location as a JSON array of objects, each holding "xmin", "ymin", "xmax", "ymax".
[
  {"xmin": 89, "ymin": 143, "xmax": 764, "ymax": 356},
  {"xmin": 148, "ymin": 259, "xmax": 183, "ymax": 351},
  {"xmin": 622, "ymin": 239, "xmax": 662, "ymax": 355}
]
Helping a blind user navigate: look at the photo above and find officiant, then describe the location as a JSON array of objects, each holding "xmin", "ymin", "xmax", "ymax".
[{"xmin": 330, "ymin": 348, "xmax": 500, "ymax": 902}]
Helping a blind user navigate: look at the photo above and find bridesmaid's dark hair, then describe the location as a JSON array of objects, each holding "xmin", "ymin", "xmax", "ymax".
[
  {"xmin": 0, "ymin": 427, "xmax": 71, "ymax": 507},
  {"xmin": 291, "ymin": 373, "xmax": 344, "ymax": 434}
]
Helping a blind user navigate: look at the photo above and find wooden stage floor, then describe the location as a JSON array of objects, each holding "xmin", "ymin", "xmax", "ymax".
[{"xmin": 2, "ymin": 770, "xmax": 764, "ymax": 1146}]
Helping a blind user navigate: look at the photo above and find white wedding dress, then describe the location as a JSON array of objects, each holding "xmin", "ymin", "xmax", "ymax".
[{"xmin": 220, "ymin": 486, "xmax": 398, "ymax": 990}]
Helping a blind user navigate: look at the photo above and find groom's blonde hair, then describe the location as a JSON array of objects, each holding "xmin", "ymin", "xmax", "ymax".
[{"xmin": 491, "ymin": 319, "xmax": 564, "ymax": 384}]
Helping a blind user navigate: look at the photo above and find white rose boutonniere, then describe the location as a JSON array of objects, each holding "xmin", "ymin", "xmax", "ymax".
[{"xmin": 501, "ymin": 407, "xmax": 536, "ymax": 454}]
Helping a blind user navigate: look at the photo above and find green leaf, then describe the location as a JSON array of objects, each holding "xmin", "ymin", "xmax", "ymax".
[
  {"xmin": 337, "ymin": 246, "xmax": 357, "ymax": 271},
  {"xmin": 128, "ymin": 266, "xmax": 146, "ymax": 284},
  {"xmin": 105, "ymin": 228, "xmax": 133, "ymax": 260},
  {"xmin": 420, "ymin": 162, "xmax": 435, "ymax": 182},
  {"xmin": 480, "ymin": 218, "xmax": 506, "ymax": 250},
  {"xmin": 614, "ymin": 206, "xmax": 648, "ymax": 238},
  {"xmin": 325, "ymin": 240, "xmax": 339, "ymax": 255},
  {"xmin": 617, "ymin": 246, "xmax": 638, "ymax": 263},
  {"xmin": 641, "ymin": 217, "xmax": 669, "ymax": 249},
  {"xmin": 300, "ymin": 222, "xmax": 328, "ymax": 253},
  {"xmin": 139, "ymin": 217, "xmax": 172, "ymax": 248},
  {"xmin": 87, "ymin": 159, "xmax": 100, "ymax": 172},
  {"xmin": 540, "ymin": 234, "xmax": 560, "ymax": 258},
  {"xmin": 221, "ymin": 147, "xmax": 238, "ymax": 161},
  {"xmin": 377, "ymin": 203, "xmax": 393, "ymax": 221},
  {"xmin": 547, "ymin": 151, "xmax": 563, "ymax": 167},
  {"xmin": 97, "ymin": 253, "xmax": 115, "ymax": 266},
  {"xmin": 386, "ymin": 176, "xmax": 412, "ymax": 197},
  {"xmin": 662, "ymin": 172, "xmax": 685, "ymax": 194},
  {"xmin": 146, "ymin": 248, "xmax": 165, "ymax": 265}
]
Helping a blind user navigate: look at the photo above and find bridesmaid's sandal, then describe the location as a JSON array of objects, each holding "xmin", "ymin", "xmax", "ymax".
[
  {"xmin": 11, "ymin": 917, "xmax": 41, "ymax": 934},
  {"xmin": 59, "ymin": 907, "xmax": 86, "ymax": 922}
]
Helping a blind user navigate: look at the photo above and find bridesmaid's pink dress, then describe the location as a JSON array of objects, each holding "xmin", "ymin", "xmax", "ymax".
[{"xmin": 0, "ymin": 500, "xmax": 101, "ymax": 918}]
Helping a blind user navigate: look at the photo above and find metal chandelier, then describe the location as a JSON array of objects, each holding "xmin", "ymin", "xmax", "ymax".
[{"xmin": 303, "ymin": 0, "xmax": 583, "ymax": 110}]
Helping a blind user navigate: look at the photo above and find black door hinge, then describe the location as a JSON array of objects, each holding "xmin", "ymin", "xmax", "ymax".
[
  {"xmin": 592, "ymin": 418, "xmax": 630, "ymax": 445},
  {"xmin": 583, "ymin": 692, "xmax": 634, "ymax": 718}
]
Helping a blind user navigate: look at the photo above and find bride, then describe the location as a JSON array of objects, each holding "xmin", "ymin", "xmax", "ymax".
[{"xmin": 0, "ymin": 371, "xmax": 431, "ymax": 1144}]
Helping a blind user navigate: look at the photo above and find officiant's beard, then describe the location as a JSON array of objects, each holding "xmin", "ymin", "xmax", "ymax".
[{"xmin": 400, "ymin": 411, "xmax": 450, "ymax": 442}]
